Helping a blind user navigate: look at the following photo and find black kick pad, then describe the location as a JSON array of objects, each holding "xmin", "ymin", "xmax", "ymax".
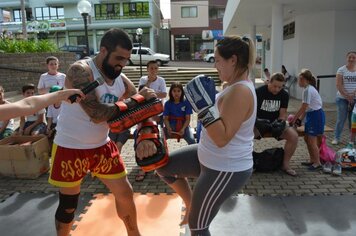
[
  {"xmin": 0, "ymin": 192, "xmax": 92, "ymax": 236},
  {"xmin": 183, "ymin": 195, "xmax": 356, "ymax": 236}
]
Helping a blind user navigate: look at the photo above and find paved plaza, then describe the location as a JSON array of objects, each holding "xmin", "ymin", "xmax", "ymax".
[{"xmin": 0, "ymin": 96, "xmax": 355, "ymax": 202}]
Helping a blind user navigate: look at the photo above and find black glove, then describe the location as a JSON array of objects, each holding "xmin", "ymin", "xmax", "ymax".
[
  {"xmin": 254, "ymin": 119, "xmax": 272, "ymax": 139},
  {"xmin": 271, "ymin": 119, "xmax": 286, "ymax": 139}
]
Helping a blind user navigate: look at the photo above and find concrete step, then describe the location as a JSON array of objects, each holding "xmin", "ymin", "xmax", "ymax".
[
  {"xmin": 122, "ymin": 67, "xmax": 220, "ymax": 87},
  {"xmin": 5, "ymin": 93, "xmax": 22, "ymax": 103}
]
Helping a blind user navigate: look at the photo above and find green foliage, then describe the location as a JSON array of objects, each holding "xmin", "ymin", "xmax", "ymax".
[{"xmin": 0, "ymin": 39, "xmax": 58, "ymax": 53}]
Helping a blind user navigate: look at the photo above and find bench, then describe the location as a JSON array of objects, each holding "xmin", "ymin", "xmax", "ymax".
[{"xmin": 261, "ymin": 125, "xmax": 333, "ymax": 138}]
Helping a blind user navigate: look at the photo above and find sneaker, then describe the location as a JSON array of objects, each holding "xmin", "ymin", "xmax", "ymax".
[
  {"xmin": 308, "ymin": 164, "xmax": 322, "ymax": 171},
  {"xmin": 332, "ymin": 164, "xmax": 342, "ymax": 176},
  {"xmin": 323, "ymin": 162, "xmax": 333, "ymax": 174},
  {"xmin": 331, "ymin": 139, "xmax": 339, "ymax": 145}
]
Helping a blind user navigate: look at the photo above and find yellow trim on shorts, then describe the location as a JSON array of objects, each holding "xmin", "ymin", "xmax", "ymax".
[
  {"xmin": 48, "ymin": 178, "xmax": 83, "ymax": 188},
  {"xmin": 48, "ymin": 143, "xmax": 83, "ymax": 188},
  {"xmin": 93, "ymin": 169, "xmax": 127, "ymax": 179}
]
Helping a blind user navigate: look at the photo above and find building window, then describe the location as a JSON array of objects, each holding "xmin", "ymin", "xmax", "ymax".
[
  {"xmin": 181, "ymin": 6, "xmax": 197, "ymax": 18},
  {"xmin": 94, "ymin": 3, "xmax": 120, "ymax": 20},
  {"xmin": 209, "ymin": 7, "xmax": 224, "ymax": 19},
  {"xmin": 35, "ymin": 7, "xmax": 64, "ymax": 20},
  {"xmin": 13, "ymin": 9, "xmax": 21, "ymax": 22},
  {"xmin": 283, "ymin": 22, "xmax": 295, "ymax": 40},
  {"xmin": 13, "ymin": 8, "xmax": 32, "ymax": 22},
  {"xmin": 123, "ymin": 2, "xmax": 149, "ymax": 17}
]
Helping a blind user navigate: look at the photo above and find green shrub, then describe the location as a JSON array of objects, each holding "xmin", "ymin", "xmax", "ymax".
[{"xmin": 0, "ymin": 39, "xmax": 58, "ymax": 53}]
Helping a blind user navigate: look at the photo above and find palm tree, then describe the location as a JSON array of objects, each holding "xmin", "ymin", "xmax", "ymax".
[{"xmin": 21, "ymin": 0, "xmax": 27, "ymax": 39}]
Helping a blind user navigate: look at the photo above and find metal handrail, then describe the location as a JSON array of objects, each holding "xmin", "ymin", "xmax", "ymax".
[
  {"xmin": 316, "ymin": 74, "xmax": 336, "ymax": 91},
  {"xmin": 0, "ymin": 65, "xmax": 44, "ymax": 74}
]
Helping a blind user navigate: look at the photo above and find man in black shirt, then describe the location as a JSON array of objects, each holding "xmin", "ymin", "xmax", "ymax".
[{"xmin": 256, "ymin": 73, "xmax": 298, "ymax": 176}]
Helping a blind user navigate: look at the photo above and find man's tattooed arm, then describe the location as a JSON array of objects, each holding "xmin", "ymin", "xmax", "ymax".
[
  {"xmin": 120, "ymin": 73, "xmax": 137, "ymax": 100},
  {"xmin": 65, "ymin": 61, "xmax": 119, "ymax": 123}
]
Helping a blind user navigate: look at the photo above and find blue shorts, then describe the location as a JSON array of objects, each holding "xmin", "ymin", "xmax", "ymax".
[{"xmin": 305, "ymin": 109, "xmax": 325, "ymax": 136}]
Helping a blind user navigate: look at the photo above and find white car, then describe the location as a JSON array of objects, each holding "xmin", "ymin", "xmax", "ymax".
[
  {"xmin": 129, "ymin": 47, "xmax": 170, "ymax": 66},
  {"xmin": 203, "ymin": 53, "xmax": 215, "ymax": 63}
]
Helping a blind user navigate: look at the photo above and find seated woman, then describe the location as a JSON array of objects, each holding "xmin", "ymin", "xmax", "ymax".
[{"xmin": 163, "ymin": 82, "xmax": 196, "ymax": 144}]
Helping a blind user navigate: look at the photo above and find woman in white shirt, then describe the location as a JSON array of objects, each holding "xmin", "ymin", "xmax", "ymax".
[
  {"xmin": 332, "ymin": 51, "xmax": 356, "ymax": 144},
  {"xmin": 153, "ymin": 36, "xmax": 257, "ymax": 235}
]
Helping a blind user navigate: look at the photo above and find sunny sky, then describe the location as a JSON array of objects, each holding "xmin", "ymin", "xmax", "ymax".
[{"xmin": 160, "ymin": 0, "xmax": 171, "ymax": 19}]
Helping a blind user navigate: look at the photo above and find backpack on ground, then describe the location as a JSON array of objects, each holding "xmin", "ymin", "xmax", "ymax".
[{"xmin": 253, "ymin": 148, "xmax": 284, "ymax": 172}]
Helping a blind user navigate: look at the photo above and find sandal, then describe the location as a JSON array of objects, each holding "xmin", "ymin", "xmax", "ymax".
[
  {"xmin": 282, "ymin": 168, "xmax": 297, "ymax": 177},
  {"xmin": 135, "ymin": 171, "xmax": 147, "ymax": 182}
]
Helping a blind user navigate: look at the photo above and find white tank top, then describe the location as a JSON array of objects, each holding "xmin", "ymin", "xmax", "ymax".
[
  {"xmin": 198, "ymin": 80, "xmax": 257, "ymax": 172},
  {"xmin": 54, "ymin": 59, "xmax": 126, "ymax": 149}
]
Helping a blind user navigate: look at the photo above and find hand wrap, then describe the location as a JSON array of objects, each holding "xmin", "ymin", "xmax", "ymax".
[
  {"xmin": 108, "ymin": 95, "xmax": 163, "ymax": 133},
  {"xmin": 134, "ymin": 122, "xmax": 169, "ymax": 172}
]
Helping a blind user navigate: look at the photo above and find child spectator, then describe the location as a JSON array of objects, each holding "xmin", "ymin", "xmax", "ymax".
[
  {"xmin": 46, "ymin": 85, "xmax": 62, "ymax": 144},
  {"xmin": 163, "ymin": 82, "xmax": 196, "ymax": 144},
  {"xmin": 291, "ymin": 69, "xmax": 325, "ymax": 170},
  {"xmin": 16, "ymin": 84, "xmax": 47, "ymax": 136},
  {"xmin": 138, "ymin": 60, "xmax": 167, "ymax": 124},
  {"xmin": 37, "ymin": 56, "xmax": 66, "ymax": 95},
  {"xmin": 0, "ymin": 86, "xmax": 14, "ymax": 139}
]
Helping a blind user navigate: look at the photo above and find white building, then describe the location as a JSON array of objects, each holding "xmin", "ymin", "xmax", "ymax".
[
  {"xmin": 0, "ymin": 0, "xmax": 162, "ymax": 52},
  {"xmin": 223, "ymin": 0, "xmax": 356, "ymax": 102}
]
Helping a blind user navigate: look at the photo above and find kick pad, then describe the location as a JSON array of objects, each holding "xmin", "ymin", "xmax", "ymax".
[
  {"xmin": 182, "ymin": 195, "xmax": 356, "ymax": 236},
  {"xmin": 0, "ymin": 192, "xmax": 92, "ymax": 236},
  {"xmin": 72, "ymin": 193, "xmax": 184, "ymax": 236}
]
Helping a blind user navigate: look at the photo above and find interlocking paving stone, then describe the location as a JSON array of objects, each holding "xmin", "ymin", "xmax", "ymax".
[{"xmin": 0, "ymin": 98, "xmax": 355, "ymax": 202}]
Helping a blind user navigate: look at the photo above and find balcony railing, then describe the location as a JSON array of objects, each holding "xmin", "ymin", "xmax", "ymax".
[
  {"xmin": 44, "ymin": 0, "xmax": 77, "ymax": 5},
  {"xmin": 0, "ymin": 15, "xmax": 152, "ymax": 33},
  {"xmin": 94, "ymin": 14, "xmax": 151, "ymax": 21}
]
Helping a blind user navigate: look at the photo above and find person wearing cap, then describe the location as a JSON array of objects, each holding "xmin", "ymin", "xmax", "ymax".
[{"xmin": 46, "ymin": 85, "xmax": 63, "ymax": 146}]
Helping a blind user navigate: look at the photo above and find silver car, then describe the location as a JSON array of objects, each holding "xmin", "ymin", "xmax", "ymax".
[{"xmin": 129, "ymin": 47, "xmax": 170, "ymax": 66}]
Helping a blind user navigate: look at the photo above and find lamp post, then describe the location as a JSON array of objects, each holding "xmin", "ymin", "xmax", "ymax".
[
  {"xmin": 77, "ymin": 0, "xmax": 92, "ymax": 58},
  {"xmin": 136, "ymin": 28, "xmax": 143, "ymax": 77}
]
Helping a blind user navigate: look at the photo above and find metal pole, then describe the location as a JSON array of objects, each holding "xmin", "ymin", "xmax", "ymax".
[
  {"xmin": 139, "ymin": 37, "xmax": 142, "ymax": 77},
  {"xmin": 82, "ymin": 13, "xmax": 89, "ymax": 57}
]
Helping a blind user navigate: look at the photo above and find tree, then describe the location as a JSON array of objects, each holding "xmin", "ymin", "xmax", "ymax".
[{"xmin": 21, "ymin": 0, "xmax": 27, "ymax": 39}]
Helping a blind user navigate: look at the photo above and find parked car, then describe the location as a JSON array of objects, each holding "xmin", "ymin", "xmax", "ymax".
[
  {"xmin": 59, "ymin": 45, "xmax": 94, "ymax": 59},
  {"xmin": 128, "ymin": 47, "xmax": 170, "ymax": 66},
  {"xmin": 203, "ymin": 53, "xmax": 215, "ymax": 63}
]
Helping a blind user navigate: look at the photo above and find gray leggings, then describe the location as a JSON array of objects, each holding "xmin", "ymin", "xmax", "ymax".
[{"xmin": 156, "ymin": 144, "xmax": 253, "ymax": 236}]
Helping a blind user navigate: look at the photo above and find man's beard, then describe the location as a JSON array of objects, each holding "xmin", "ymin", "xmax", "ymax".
[{"xmin": 102, "ymin": 53, "xmax": 122, "ymax": 80}]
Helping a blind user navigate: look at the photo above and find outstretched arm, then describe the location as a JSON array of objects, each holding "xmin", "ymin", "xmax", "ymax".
[
  {"xmin": 0, "ymin": 89, "xmax": 84, "ymax": 121},
  {"xmin": 291, "ymin": 103, "xmax": 308, "ymax": 125}
]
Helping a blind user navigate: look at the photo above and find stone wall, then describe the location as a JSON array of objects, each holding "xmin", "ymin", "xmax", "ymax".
[{"xmin": 0, "ymin": 52, "xmax": 76, "ymax": 93}]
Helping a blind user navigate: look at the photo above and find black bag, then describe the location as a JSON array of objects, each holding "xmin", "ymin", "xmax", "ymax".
[{"xmin": 253, "ymin": 148, "xmax": 284, "ymax": 172}]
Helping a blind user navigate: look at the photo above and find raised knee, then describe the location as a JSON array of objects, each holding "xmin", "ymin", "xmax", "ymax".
[{"xmin": 55, "ymin": 193, "xmax": 80, "ymax": 224}]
